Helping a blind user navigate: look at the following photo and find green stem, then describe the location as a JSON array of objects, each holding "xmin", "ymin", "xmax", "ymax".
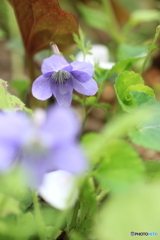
[
  {"xmin": 32, "ymin": 192, "xmax": 46, "ymax": 240},
  {"xmin": 79, "ymin": 28, "xmax": 87, "ymax": 61},
  {"xmin": 96, "ymin": 189, "xmax": 109, "ymax": 203},
  {"xmin": 140, "ymin": 25, "xmax": 160, "ymax": 75},
  {"xmin": 69, "ymin": 201, "xmax": 80, "ymax": 231},
  {"xmin": 87, "ymin": 83, "xmax": 104, "ymax": 115},
  {"xmin": 81, "ymin": 109, "xmax": 87, "ymax": 132},
  {"xmin": 81, "ymin": 96, "xmax": 87, "ymax": 132},
  {"xmin": 81, "ymin": 83, "xmax": 105, "ymax": 132}
]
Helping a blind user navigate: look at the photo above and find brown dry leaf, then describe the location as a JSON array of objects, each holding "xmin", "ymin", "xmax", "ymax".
[
  {"xmin": 8, "ymin": 0, "xmax": 79, "ymax": 56},
  {"xmin": 111, "ymin": 0, "xmax": 130, "ymax": 25}
]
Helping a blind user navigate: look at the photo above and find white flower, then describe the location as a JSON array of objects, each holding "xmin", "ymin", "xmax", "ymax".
[
  {"xmin": 38, "ymin": 170, "xmax": 79, "ymax": 210},
  {"xmin": 76, "ymin": 44, "xmax": 115, "ymax": 70}
]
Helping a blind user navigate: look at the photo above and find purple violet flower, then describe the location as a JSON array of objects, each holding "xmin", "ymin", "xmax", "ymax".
[
  {"xmin": 0, "ymin": 106, "xmax": 87, "ymax": 189},
  {"xmin": 32, "ymin": 55, "xmax": 98, "ymax": 107}
]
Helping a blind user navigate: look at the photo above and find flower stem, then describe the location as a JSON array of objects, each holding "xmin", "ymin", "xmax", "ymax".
[
  {"xmin": 50, "ymin": 42, "xmax": 61, "ymax": 55},
  {"xmin": 96, "ymin": 189, "xmax": 109, "ymax": 203},
  {"xmin": 140, "ymin": 25, "xmax": 160, "ymax": 75},
  {"xmin": 32, "ymin": 192, "xmax": 46, "ymax": 240},
  {"xmin": 69, "ymin": 201, "xmax": 80, "ymax": 231},
  {"xmin": 81, "ymin": 96, "xmax": 87, "ymax": 132},
  {"xmin": 81, "ymin": 83, "xmax": 104, "ymax": 133}
]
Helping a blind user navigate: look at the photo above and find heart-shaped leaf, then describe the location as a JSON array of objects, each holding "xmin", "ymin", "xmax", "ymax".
[{"xmin": 8, "ymin": 0, "xmax": 79, "ymax": 56}]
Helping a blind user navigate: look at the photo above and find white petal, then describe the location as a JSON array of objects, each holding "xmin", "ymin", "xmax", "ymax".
[
  {"xmin": 38, "ymin": 170, "xmax": 79, "ymax": 210},
  {"xmin": 76, "ymin": 44, "xmax": 110, "ymax": 65},
  {"xmin": 99, "ymin": 62, "xmax": 115, "ymax": 69}
]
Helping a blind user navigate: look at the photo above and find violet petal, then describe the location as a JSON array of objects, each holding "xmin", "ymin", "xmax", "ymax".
[
  {"xmin": 52, "ymin": 84, "xmax": 73, "ymax": 107},
  {"xmin": 71, "ymin": 61, "xmax": 94, "ymax": 77},
  {"xmin": 71, "ymin": 70, "xmax": 91, "ymax": 82},
  {"xmin": 21, "ymin": 155, "xmax": 49, "ymax": 190},
  {"xmin": 42, "ymin": 105, "xmax": 80, "ymax": 143},
  {"xmin": 56, "ymin": 90, "xmax": 73, "ymax": 107},
  {"xmin": 48, "ymin": 143, "xmax": 88, "ymax": 174},
  {"xmin": 73, "ymin": 77, "xmax": 98, "ymax": 96},
  {"xmin": 58, "ymin": 81, "xmax": 71, "ymax": 95},
  {"xmin": 61, "ymin": 65, "xmax": 72, "ymax": 72},
  {"xmin": 32, "ymin": 75, "xmax": 52, "ymax": 100},
  {"xmin": 0, "ymin": 142, "xmax": 18, "ymax": 172},
  {"xmin": 42, "ymin": 55, "xmax": 69, "ymax": 74},
  {"xmin": 0, "ymin": 112, "xmax": 30, "ymax": 144}
]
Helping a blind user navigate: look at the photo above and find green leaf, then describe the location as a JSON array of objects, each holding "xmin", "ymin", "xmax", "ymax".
[
  {"xmin": 86, "ymin": 96, "xmax": 97, "ymax": 106},
  {"xmin": 107, "ymin": 58, "xmax": 143, "ymax": 80},
  {"xmin": 114, "ymin": 71, "xmax": 155, "ymax": 112},
  {"xmin": 41, "ymin": 206, "xmax": 60, "ymax": 226},
  {"xmin": 123, "ymin": 10, "xmax": 160, "ymax": 34},
  {"xmin": 129, "ymin": 92, "xmax": 160, "ymax": 151},
  {"xmin": 73, "ymin": 29, "xmax": 92, "ymax": 57},
  {"xmin": 144, "ymin": 160, "xmax": 160, "ymax": 180},
  {"xmin": 117, "ymin": 44, "xmax": 148, "ymax": 61},
  {"xmin": 16, "ymin": 212, "xmax": 37, "ymax": 237},
  {"xmin": 94, "ymin": 66, "xmax": 109, "ymax": 84},
  {"xmin": 81, "ymin": 133, "xmax": 104, "ymax": 165},
  {"xmin": 0, "ymin": 79, "xmax": 26, "ymax": 111},
  {"xmin": 76, "ymin": 178, "xmax": 97, "ymax": 238},
  {"xmin": 94, "ymin": 103, "xmax": 110, "ymax": 109},
  {"xmin": 0, "ymin": 212, "xmax": 37, "ymax": 239},
  {"xmin": 69, "ymin": 54, "xmax": 77, "ymax": 61},
  {"xmin": 95, "ymin": 139, "xmax": 144, "ymax": 191},
  {"xmin": 0, "ymin": 193, "xmax": 21, "ymax": 217},
  {"xmin": 129, "ymin": 91, "xmax": 155, "ymax": 106},
  {"xmin": 0, "ymin": 84, "xmax": 9, "ymax": 109},
  {"xmin": 46, "ymin": 226, "xmax": 61, "ymax": 240},
  {"xmin": 69, "ymin": 232, "xmax": 83, "ymax": 240},
  {"xmin": 131, "ymin": 9, "xmax": 160, "ymax": 23},
  {"xmin": 0, "ymin": 169, "xmax": 31, "ymax": 211},
  {"xmin": 72, "ymin": 94, "xmax": 83, "ymax": 104},
  {"xmin": 94, "ymin": 182, "xmax": 160, "ymax": 240},
  {"xmin": 126, "ymin": 85, "xmax": 155, "ymax": 99},
  {"xmin": 78, "ymin": 4, "xmax": 109, "ymax": 31},
  {"xmin": 85, "ymin": 108, "xmax": 149, "ymax": 162},
  {"xmin": 8, "ymin": 94, "xmax": 25, "ymax": 110}
]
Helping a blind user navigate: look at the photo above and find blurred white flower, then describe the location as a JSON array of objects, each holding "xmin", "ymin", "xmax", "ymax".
[
  {"xmin": 38, "ymin": 170, "xmax": 79, "ymax": 210},
  {"xmin": 76, "ymin": 44, "xmax": 115, "ymax": 70}
]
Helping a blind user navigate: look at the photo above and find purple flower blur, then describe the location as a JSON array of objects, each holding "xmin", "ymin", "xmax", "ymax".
[
  {"xmin": 0, "ymin": 106, "xmax": 87, "ymax": 189},
  {"xmin": 32, "ymin": 55, "xmax": 98, "ymax": 107}
]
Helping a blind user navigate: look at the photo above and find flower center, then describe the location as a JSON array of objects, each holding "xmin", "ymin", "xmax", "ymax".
[
  {"xmin": 51, "ymin": 70, "xmax": 71, "ymax": 84},
  {"xmin": 23, "ymin": 133, "xmax": 49, "ymax": 158}
]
